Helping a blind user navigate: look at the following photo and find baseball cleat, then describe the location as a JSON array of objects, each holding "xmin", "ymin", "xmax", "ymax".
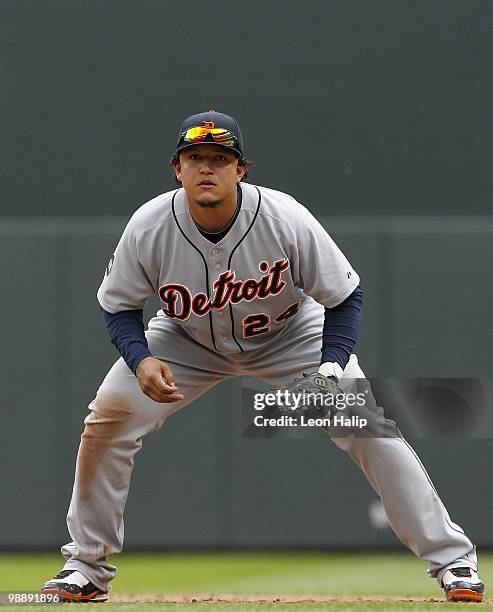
[
  {"xmin": 441, "ymin": 567, "xmax": 484, "ymax": 602},
  {"xmin": 41, "ymin": 569, "xmax": 109, "ymax": 602}
]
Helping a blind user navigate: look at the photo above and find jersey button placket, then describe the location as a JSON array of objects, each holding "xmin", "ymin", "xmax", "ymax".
[{"xmin": 209, "ymin": 247, "xmax": 228, "ymax": 349}]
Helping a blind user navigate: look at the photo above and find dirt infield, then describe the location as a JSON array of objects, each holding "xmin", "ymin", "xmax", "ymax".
[{"xmin": 109, "ymin": 594, "xmax": 457, "ymax": 604}]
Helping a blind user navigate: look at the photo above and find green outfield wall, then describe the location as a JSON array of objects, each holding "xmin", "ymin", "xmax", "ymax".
[
  {"xmin": 2, "ymin": 0, "xmax": 492, "ymax": 551},
  {"xmin": 1, "ymin": 0, "xmax": 492, "ymax": 219},
  {"xmin": 0, "ymin": 217, "xmax": 491, "ymax": 550}
]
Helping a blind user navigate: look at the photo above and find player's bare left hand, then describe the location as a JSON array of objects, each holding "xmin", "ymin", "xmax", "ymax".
[{"xmin": 135, "ymin": 357, "xmax": 184, "ymax": 403}]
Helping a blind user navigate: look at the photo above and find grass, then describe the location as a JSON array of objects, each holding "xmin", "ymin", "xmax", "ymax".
[{"xmin": 0, "ymin": 551, "xmax": 491, "ymax": 610}]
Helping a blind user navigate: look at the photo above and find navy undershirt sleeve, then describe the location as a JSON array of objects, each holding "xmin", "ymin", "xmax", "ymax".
[
  {"xmin": 101, "ymin": 286, "xmax": 362, "ymax": 375},
  {"xmin": 101, "ymin": 308, "xmax": 152, "ymax": 374},
  {"xmin": 321, "ymin": 285, "xmax": 363, "ymax": 370}
]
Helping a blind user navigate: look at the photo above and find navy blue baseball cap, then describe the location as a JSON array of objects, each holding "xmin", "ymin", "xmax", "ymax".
[{"xmin": 173, "ymin": 110, "xmax": 244, "ymax": 160}]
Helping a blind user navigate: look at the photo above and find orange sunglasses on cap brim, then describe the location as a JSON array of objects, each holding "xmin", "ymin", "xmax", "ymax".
[{"xmin": 181, "ymin": 127, "xmax": 238, "ymax": 147}]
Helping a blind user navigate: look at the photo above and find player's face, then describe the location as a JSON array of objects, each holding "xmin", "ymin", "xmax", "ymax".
[{"xmin": 174, "ymin": 145, "xmax": 246, "ymax": 208}]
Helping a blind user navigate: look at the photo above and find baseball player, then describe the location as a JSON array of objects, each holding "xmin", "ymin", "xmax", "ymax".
[{"xmin": 41, "ymin": 111, "xmax": 484, "ymax": 602}]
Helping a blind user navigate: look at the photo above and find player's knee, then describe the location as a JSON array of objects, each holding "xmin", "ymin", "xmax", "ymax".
[
  {"xmin": 82, "ymin": 391, "xmax": 138, "ymax": 442},
  {"xmin": 91, "ymin": 390, "xmax": 138, "ymax": 420}
]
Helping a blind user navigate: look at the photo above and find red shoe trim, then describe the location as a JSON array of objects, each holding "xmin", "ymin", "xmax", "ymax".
[
  {"xmin": 41, "ymin": 587, "xmax": 104, "ymax": 602},
  {"xmin": 446, "ymin": 588, "xmax": 484, "ymax": 602}
]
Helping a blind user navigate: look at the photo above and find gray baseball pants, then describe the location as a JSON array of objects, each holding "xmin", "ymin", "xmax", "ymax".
[{"xmin": 61, "ymin": 299, "xmax": 477, "ymax": 591}]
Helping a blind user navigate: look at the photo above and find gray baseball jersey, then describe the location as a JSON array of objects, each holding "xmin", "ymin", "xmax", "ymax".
[
  {"xmin": 97, "ymin": 182, "xmax": 359, "ymax": 353},
  {"xmin": 57, "ymin": 181, "xmax": 477, "ymax": 593}
]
